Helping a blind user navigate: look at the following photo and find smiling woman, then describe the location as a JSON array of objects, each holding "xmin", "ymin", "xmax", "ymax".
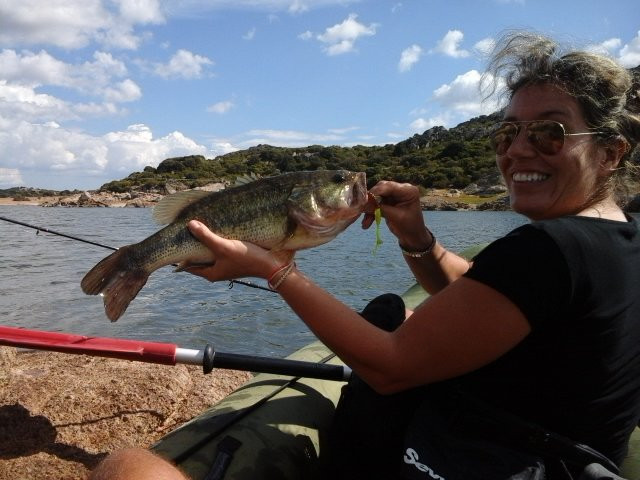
[{"xmin": 486, "ymin": 34, "xmax": 640, "ymax": 220}]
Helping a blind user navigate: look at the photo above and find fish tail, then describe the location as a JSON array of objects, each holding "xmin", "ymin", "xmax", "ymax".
[{"xmin": 81, "ymin": 246, "xmax": 149, "ymax": 322}]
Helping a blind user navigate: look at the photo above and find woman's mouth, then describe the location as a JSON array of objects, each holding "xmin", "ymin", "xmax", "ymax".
[{"xmin": 512, "ymin": 172, "xmax": 550, "ymax": 183}]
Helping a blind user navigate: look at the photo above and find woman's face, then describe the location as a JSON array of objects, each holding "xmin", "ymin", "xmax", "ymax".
[{"xmin": 497, "ymin": 83, "xmax": 610, "ymax": 220}]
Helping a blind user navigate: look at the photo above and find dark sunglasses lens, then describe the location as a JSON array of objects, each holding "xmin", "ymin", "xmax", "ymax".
[
  {"xmin": 526, "ymin": 121, "xmax": 565, "ymax": 155},
  {"xmin": 490, "ymin": 124, "xmax": 517, "ymax": 155}
]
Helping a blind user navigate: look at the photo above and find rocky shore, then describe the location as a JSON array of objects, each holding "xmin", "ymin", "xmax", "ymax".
[
  {"xmin": 0, "ymin": 346, "xmax": 252, "ymax": 480},
  {"xmin": 1, "ymin": 183, "xmax": 512, "ymax": 211}
]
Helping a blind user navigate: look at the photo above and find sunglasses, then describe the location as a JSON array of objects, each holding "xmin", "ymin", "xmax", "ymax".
[{"xmin": 490, "ymin": 120, "xmax": 604, "ymax": 156}]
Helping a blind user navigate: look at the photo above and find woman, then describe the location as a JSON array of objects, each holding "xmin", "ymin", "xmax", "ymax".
[{"xmin": 90, "ymin": 32, "xmax": 640, "ymax": 479}]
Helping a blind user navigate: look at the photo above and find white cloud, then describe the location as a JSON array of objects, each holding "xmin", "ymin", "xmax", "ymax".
[
  {"xmin": 327, "ymin": 126, "xmax": 359, "ymax": 135},
  {"xmin": 431, "ymin": 70, "xmax": 504, "ymax": 118},
  {"xmin": 0, "ymin": 49, "xmax": 134, "ymax": 101},
  {"xmin": 116, "ymin": 0, "xmax": 164, "ymax": 24},
  {"xmin": 288, "ymin": 0, "xmax": 309, "ymax": 13},
  {"xmin": 398, "ymin": 44, "xmax": 423, "ymax": 72},
  {"xmin": 207, "ymin": 100, "xmax": 235, "ymax": 114},
  {"xmin": 473, "ymin": 37, "xmax": 495, "ymax": 57},
  {"xmin": 586, "ymin": 38, "xmax": 622, "ymax": 56},
  {"xmin": 316, "ymin": 14, "xmax": 378, "ymax": 56},
  {"xmin": 0, "ymin": 167, "xmax": 23, "ymax": 187},
  {"xmin": 103, "ymin": 79, "xmax": 142, "ymax": 103},
  {"xmin": 298, "ymin": 30, "xmax": 314, "ymax": 41},
  {"xmin": 0, "ymin": 119, "xmax": 213, "ymax": 188},
  {"xmin": 153, "ymin": 49, "xmax": 214, "ymax": 79},
  {"xmin": 409, "ymin": 70, "xmax": 504, "ymax": 132},
  {"xmin": 243, "ymin": 28, "xmax": 256, "ymax": 40},
  {"xmin": 238, "ymin": 129, "xmax": 344, "ymax": 148},
  {"xmin": 584, "ymin": 33, "xmax": 640, "ymax": 68},
  {"xmin": 0, "ymin": 0, "xmax": 164, "ymax": 50},
  {"xmin": 409, "ymin": 114, "xmax": 453, "ymax": 132},
  {"xmin": 618, "ymin": 31, "xmax": 640, "ymax": 68},
  {"xmin": 0, "ymin": 80, "xmax": 92, "ymax": 122},
  {"xmin": 432, "ymin": 70, "xmax": 497, "ymax": 118},
  {"xmin": 431, "ymin": 30, "xmax": 470, "ymax": 58},
  {"xmin": 210, "ymin": 141, "xmax": 239, "ymax": 157}
]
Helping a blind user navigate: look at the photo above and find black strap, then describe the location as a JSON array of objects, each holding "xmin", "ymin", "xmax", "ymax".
[{"xmin": 203, "ymin": 435, "xmax": 242, "ymax": 480}]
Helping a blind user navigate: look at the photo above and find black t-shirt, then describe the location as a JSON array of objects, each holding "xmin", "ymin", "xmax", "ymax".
[{"xmin": 462, "ymin": 215, "xmax": 640, "ymax": 465}]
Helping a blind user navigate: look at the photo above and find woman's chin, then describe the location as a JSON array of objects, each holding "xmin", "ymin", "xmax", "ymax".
[{"xmin": 509, "ymin": 197, "xmax": 548, "ymax": 220}]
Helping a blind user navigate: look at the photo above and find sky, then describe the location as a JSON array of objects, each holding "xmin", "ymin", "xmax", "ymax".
[{"xmin": 1, "ymin": 0, "xmax": 639, "ymax": 190}]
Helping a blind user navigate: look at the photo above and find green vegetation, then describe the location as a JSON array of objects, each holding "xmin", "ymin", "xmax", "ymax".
[
  {"xmin": 98, "ymin": 112, "xmax": 503, "ymax": 193},
  {"xmin": 0, "ymin": 187, "xmax": 80, "ymax": 199}
]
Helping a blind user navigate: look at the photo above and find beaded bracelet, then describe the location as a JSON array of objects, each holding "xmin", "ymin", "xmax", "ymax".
[
  {"xmin": 399, "ymin": 229, "xmax": 436, "ymax": 258},
  {"xmin": 268, "ymin": 262, "xmax": 296, "ymax": 290}
]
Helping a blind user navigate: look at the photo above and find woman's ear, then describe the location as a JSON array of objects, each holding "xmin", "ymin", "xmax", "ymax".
[{"xmin": 599, "ymin": 138, "xmax": 629, "ymax": 173}]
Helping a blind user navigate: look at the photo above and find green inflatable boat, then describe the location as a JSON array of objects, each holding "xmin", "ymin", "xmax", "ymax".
[
  {"xmin": 151, "ymin": 338, "xmax": 639, "ymax": 478},
  {"xmin": 152, "ymin": 247, "xmax": 640, "ymax": 479}
]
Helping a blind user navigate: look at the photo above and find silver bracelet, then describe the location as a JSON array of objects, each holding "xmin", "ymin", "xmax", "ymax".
[{"xmin": 400, "ymin": 230, "xmax": 436, "ymax": 258}]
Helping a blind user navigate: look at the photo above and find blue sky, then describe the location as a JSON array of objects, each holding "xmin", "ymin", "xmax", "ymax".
[{"xmin": 1, "ymin": 0, "xmax": 639, "ymax": 190}]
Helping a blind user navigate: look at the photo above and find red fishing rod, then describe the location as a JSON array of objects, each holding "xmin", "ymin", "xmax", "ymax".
[{"xmin": 0, "ymin": 325, "xmax": 351, "ymax": 381}]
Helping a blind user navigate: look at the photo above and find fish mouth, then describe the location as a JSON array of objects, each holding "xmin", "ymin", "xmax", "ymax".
[{"xmin": 351, "ymin": 172, "xmax": 368, "ymax": 209}]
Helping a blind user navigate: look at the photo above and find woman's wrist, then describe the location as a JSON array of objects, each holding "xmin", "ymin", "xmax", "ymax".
[
  {"xmin": 398, "ymin": 227, "xmax": 436, "ymax": 256},
  {"xmin": 267, "ymin": 261, "xmax": 296, "ymax": 290}
]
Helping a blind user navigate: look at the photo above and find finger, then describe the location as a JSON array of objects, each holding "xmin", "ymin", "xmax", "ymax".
[
  {"xmin": 183, "ymin": 264, "xmax": 214, "ymax": 280},
  {"xmin": 361, "ymin": 213, "xmax": 375, "ymax": 229},
  {"xmin": 187, "ymin": 220, "xmax": 221, "ymax": 248}
]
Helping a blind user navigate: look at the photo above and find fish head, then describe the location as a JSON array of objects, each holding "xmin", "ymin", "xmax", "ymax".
[{"xmin": 287, "ymin": 170, "xmax": 368, "ymax": 242}]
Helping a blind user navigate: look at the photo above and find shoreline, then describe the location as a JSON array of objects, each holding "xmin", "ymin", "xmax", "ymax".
[{"xmin": 0, "ymin": 190, "xmax": 510, "ymax": 211}]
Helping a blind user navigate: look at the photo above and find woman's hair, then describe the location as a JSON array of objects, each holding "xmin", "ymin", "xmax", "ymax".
[{"xmin": 483, "ymin": 31, "xmax": 640, "ymax": 204}]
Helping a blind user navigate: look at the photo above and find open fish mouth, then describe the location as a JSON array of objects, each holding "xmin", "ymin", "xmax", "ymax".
[{"xmin": 351, "ymin": 172, "xmax": 368, "ymax": 209}]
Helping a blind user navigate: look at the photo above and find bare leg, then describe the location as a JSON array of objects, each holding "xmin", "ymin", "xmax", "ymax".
[{"xmin": 88, "ymin": 448, "xmax": 188, "ymax": 480}]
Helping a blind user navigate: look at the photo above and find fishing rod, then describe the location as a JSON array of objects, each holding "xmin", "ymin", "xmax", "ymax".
[
  {"xmin": 0, "ymin": 325, "xmax": 351, "ymax": 382},
  {"xmin": 0, "ymin": 215, "xmax": 273, "ymax": 292}
]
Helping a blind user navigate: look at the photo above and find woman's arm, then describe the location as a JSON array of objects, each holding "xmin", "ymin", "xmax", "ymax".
[{"xmin": 186, "ymin": 220, "xmax": 531, "ymax": 394}]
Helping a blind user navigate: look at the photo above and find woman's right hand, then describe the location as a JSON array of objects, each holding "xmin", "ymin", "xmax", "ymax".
[
  {"xmin": 185, "ymin": 220, "xmax": 294, "ymax": 283},
  {"xmin": 362, "ymin": 181, "xmax": 432, "ymax": 251}
]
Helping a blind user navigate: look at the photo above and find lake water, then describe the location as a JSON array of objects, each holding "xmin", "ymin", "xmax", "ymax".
[{"xmin": 0, "ymin": 206, "xmax": 528, "ymax": 357}]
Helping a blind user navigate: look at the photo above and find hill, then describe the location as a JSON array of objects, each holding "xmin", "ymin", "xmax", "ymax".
[
  {"xmin": 3, "ymin": 107, "xmax": 640, "ymax": 211},
  {"xmin": 97, "ymin": 111, "xmax": 504, "ymax": 197}
]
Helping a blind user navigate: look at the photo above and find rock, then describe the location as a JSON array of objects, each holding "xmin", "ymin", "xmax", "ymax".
[
  {"xmin": 0, "ymin": 350, "xmax": 252, "ymax": 479},
  {"xmin": 0, "ymin": 347, "xmax": 16, "ymax": 387},
  {"xmin": 161, "ymin": 181, "xmax": 188, "ymax": 195},
  {"xmin": 195, "ymin": 182, "xmax": 226, "ymax": 192},
  {"xmin": 477, "ymin": 195, "xmax": 511, "ymax": 211}
]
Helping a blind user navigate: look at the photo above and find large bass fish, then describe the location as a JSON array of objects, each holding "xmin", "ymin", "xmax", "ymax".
[{"xmin": 81, "ymin": 170, "xmax": 368, "ymax": 322}]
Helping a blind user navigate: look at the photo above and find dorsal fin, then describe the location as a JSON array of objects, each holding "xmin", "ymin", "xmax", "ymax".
[
  {"xmin": 234, "ymin": 172, "xmax": 260, "ymax": 186},
  {"xmin": 152, "ymin": 190, "xmax": 212, "ymax": 224}
]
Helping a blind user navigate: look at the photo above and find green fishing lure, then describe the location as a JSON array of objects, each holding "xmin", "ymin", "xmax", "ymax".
[{"xmin": 373, "ymin": 207, "xmax": 383, "ymax": 254}]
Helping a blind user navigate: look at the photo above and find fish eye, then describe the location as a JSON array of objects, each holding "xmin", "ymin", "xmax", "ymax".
[{"xmin": 332, "ymin": 172, "xmax": 346, "ymax": 183}]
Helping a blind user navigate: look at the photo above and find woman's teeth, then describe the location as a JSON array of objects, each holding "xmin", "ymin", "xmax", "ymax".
[{"xmin": 512, "ymin": 172, "xmax": 549, "ymax": 182}]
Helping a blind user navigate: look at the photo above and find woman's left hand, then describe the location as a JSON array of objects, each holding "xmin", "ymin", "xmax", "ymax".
[{"xmin": 185, "ymin": 220, "xmax": 294, "ymax": 282}]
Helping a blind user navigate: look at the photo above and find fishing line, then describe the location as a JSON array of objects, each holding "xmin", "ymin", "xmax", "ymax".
[{"xmin": 0, "ymin": 215, "xmax": 275, "ymax": 293}]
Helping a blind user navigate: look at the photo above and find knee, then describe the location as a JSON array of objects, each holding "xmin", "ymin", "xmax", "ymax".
[{"xmin": 88, "ymin": 447, "xmax": 188, "ymax": 480}]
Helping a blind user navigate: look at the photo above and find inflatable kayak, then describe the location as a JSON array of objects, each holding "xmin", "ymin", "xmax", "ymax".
[
  {"xmin": 151, "ymin": 321, "xmax": 640, "ymax": 480},
  {"xmin": 151, "ymin": 246, "xmax": 640, "ymax": 479}
]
